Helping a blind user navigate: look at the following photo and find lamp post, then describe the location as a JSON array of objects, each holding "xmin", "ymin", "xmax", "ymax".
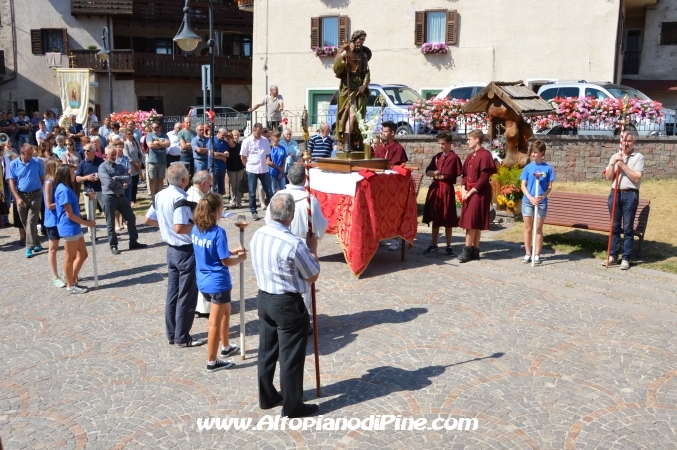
[
  {"xmin": 97, "ymin": 27, "xmax": 113, "ymax": 116},
  {"xmin": 174, "ymin": 0, "xmax": 216, "ymax": 189}
]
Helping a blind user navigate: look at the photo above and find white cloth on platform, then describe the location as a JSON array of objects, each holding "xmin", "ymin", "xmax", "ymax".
[{"xmin": 308, "ymin": 167, "xmax": 399, "ymax": 197}]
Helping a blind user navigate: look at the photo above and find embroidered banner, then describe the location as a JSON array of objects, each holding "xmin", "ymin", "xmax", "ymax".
[{"xmin": 56, "ymin": 69, "xmax": 91, "ymax": 126}]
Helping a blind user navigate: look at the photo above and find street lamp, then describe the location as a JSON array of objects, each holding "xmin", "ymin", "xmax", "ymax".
[
  {"xmin": 97, "ymin": 27, "xmax": 113, "ymax": 116},
  {"xmin": 174, "ymin": 0, "xmax": 216, "ymax": 190}
]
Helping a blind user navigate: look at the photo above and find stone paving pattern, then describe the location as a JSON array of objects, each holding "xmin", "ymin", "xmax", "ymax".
[{"xmin": 1, "ymin": 211, "xmax": 677, "ymax": 449}]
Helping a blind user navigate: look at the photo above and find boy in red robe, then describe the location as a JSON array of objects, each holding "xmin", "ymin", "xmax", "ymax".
[
  {"xmin": 422, "ymin": 132, "xmax": 462, "ymax": 255},
  {"xmin": 374, "ymin": 121, "xmax": 408, "ymax": 167},
  {"xmin": 458, "ymin": 129, "xmax": 497, "ymax": 263}
]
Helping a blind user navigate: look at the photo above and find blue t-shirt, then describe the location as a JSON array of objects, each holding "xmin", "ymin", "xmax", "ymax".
[
  {"xmin": 191, "ymin": 225, "xmax": 232, "ymax": 294},
  {"xmin": 269, "ymin": 145, "xmax": 287, "ymax": 179},
  {"xmin": 43, "ymin": 178, "xmax": 58, "ymax": 228},
  {"xmin": 9, "ymin": 157, "xmax": 45, "ymax": 192},
  {"xmin": 76, "ymin": 157, "xmax": 104, "ymax": 191},
  {"xmin": 146, "ymin": 132, "xmax": 168, "ymax": 165},
  {"xmin": 55, "ymin": 183, "xmax": 82, "ymax": 237},
  {"xmin": 520, "ymin": 161, "xmax": 555, "ymax": 205},
  {"xmin": 211, "ymin": 138, "xmax": 229, "ymax": 171}
]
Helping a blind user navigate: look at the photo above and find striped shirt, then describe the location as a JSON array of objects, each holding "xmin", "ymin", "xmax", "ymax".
[
  {"xmin": 250, "ymin": 220, "xmax": 320, "ymax": 294},
  {"xmin": 308, "ymin": 133, "xmax": 333, "ymax": 159}
]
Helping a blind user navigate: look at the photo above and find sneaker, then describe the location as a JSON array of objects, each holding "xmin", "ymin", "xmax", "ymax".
[
  {"xmin": 252, "ymin": 212, "xmax": 260, "ymax": 221},
  {"xmin": 207, "ymin": 359, "xmax": 234, "ymax": 372},
  {"xmin": 445, "ymin": 245, "xmax": 454, "ymax": 256},
  {"xmin": 522, "ymin": 255, "xmax": 531, "ymax": 264},
  {"xmin": 620, "ymin": 260, "xmax": 630, "ymax": 270},
  {"xmin": 32, "ymin": 244, "xmax": 43, "ymax": 252},
  {"xmin": 53, "ymin": 277, "xmax": 67, "ymax": 288},
  {"xmin": 110, "ymin": 246, "xmax": 120, "ymax": 255},
  {"xmin": 423, "ymin": 244, "xmax": 439, "ymax": 254},
  {"xmin": 25, "ymin": 248, "xmax": 34, "ymax": 258},
  {"xmin": 388, "ymin": 241, "xmax": 400, "ymax": 251},
  {"xmin": 221, "ymin": 344, "xmax": 240, "ymax": 357},
  {"xmin": 67, "ymin": 285, "xmax": 87, "ymax": 295},
  {"xmin": 602, "ymin": 256, "xmax": 619, "ymax": 266},
  {"xmin": 176, "ymin": 337, "xmax": 207, "ymax": 347},
  {"xmin": 533, "ymin": 255, "xmax": 542, "ymax": 265}
]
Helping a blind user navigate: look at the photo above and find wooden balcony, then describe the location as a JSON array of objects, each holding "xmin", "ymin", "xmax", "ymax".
[
  {"xmin": 71, "ymin": 50, "xmax": 251, "ymax": 83},
  {"xmin": 134, "ymin": 53, "xmax": 252, "ymax": 82},
  {"xmin": 130, "ymin": 0, "xmax": 252, "ymax": 33},
  {"xmin": 71, "ymin": 0, "xmax": 133, "ymax": 16},
  {"xmin": 71, "ymin": 49, "xmax": 134, "ymax": 73}
]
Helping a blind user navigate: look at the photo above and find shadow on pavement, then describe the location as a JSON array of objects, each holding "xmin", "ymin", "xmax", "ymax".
[
  {"xmin": 313, "ymin": 353, "xmax": 505, "ymax": 414},
  {"xmin": 311, "ymin": 308, "xmax": 428, "ymax": 356}
]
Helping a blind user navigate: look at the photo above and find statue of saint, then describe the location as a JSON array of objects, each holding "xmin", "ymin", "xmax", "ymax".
[{"xmin": 333, "ymin": 30, "xmax": 371, "ymax": 153}]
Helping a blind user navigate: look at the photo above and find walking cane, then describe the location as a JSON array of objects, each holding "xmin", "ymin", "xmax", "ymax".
[
  {"xmin": 85, "ymin": 190, "xmax": 98, "ymax": 289},
  {"xmin": 531, "ymin": 176, "xmax": 540, "ymax": 268},
  {"xmin": 303, "ymin": 150, "xmax": 321, "ymax": 396},
  {"xmin": 235, "ymin": 214, "xmax": 248, "ymax": 359}
]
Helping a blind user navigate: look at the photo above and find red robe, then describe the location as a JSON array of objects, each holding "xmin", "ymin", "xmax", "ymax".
[
  {"xmin": 458, "ymin": 148, "xmax": 497, "ymax": 231},
  {"xmin": 374, "ymin": 140, "xmax": 408, "ymax": 166},
  {"xmin": 422, "ymin": 151, "xmax": 462, "ymax": 228}
]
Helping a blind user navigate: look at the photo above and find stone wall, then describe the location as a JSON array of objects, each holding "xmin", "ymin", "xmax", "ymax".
[{"xmin": 397, "ymin": 134, "xmax": 677, "ymax": 187}]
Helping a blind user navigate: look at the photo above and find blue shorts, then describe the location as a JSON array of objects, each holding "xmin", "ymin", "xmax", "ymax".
[
  {"xmin": 522, "ymin": 201, "xmax": 548, "ymax": 219},
  {"xmin": 203, "ymin": 290, "xmax": 232, "ymax": 305},
  {"xmin": 46, "ymin": 226, "xmax": 60, "ymax": 241}
]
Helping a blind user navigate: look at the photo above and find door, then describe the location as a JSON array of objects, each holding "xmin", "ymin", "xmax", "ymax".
[
  {"xmin": 138, "ymin": 97, "xmax": 163, "ymax": 115},
  {"xmin": 623, "ymin": 29, "xmax": 643, "ymax": 75}
]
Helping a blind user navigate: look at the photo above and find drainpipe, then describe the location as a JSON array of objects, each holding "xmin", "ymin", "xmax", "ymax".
[{"xmin": 0, "ymin": 0, "xmax": 18, "ymax": 86}]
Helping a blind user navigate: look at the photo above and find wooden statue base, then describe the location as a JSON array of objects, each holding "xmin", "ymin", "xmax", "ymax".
[
  {"xmin": 315, "ymin": 157, "xmax": 389, "ymax": 173},
  {"xmin": 335, "ymin": 151, "xmax": 365, "ymax": 160}
]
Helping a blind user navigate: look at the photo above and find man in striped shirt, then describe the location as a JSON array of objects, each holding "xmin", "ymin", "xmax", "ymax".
[
  {"xmin": 250, "ymin": 193, "xmax": 321, "ymax": 418},
  {"xmin": 308, "ymin": 123, "xmax": 334, "ymax": 160}
]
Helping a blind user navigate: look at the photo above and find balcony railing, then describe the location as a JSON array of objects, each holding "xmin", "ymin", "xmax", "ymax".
[
  {"xmin": 71, "ymin": 49, "xmax": 134, "ymax": 72},
  {"xmin": 131, "ymin": 0, "xmax": 252, "ymax": 32},
  {"xmin": 71, "ymin": 0, "xmax": 133, "ymax": 16},
  {"xmin": 71, "ymin": 50, "xmax": 251, "ymax": 82},
  {"xmin": 134, "ymin": 53, "xmax": 252, "ymax": 81},
  {"xmin": 623, "ymin": 51, "xmax": 641, "ymax": 75}
]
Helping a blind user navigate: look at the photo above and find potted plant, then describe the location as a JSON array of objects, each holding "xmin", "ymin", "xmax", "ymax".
[
  {"xmin": 314, "ymin": 46, "xmax": 338, "ymax": 58},
  {"xmin": 492, "ymin": 164, "xmax": 523, "ymax": 216},
  {"xmin": 421, "ymin": 43, "xmax": 449, "ymax": 55}
]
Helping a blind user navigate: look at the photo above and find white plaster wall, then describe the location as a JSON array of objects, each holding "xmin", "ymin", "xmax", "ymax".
[
  {"xmin": 98, "ymin": 78, "xmax": 137, "ymax": 116},
  {"xmin": 638, "ymin": 3, "xmax": 677, "ymax": 79},
  {"xmin": 252, "ymin": 0, "xmax": 620, "ymax": 113},
  {"xmin": 2, "ymin": 0, "xmax": 108, "ymax": 114}
]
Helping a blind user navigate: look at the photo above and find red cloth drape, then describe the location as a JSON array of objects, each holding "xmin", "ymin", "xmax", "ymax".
[{"xmin": 312, "ymin": 171, "xmax": 418, "ymax": 277}]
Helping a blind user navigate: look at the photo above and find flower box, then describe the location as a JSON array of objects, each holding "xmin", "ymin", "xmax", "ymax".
[
  {"xmin": 314, "ymin": 46, "xmax": 338, "ymax": 58},
  {"xmin": 421, "ymin": 43, "xmax": 449, "ymax": 55}
]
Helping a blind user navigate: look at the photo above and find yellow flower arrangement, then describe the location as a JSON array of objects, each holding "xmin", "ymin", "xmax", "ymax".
[
  {"xmin": 497, "ymin": 195, "xmax": 506, "ymax": 205},
  {"xmin": 507, "ymin": 200, "xmax": 515, "ymax": 209}
]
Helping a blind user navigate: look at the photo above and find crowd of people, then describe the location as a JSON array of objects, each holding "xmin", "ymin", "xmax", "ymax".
[{"xmin": 0, "ymin": 97, "xmax": 645, "ymax": 419}]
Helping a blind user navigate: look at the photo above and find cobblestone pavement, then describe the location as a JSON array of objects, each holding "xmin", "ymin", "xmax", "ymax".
[{"xmin": 1, "ymin": 210, "xmax": 677, "ymax": 449}]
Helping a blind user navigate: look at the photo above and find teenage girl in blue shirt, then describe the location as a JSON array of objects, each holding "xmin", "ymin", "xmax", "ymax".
[{"xmin": 192, "ymin": 192, "xmax": 247, "ymax": 372}]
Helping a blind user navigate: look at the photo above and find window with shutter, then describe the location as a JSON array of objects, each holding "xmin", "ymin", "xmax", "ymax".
[
  {"xmin": 310, "ymin": 17, "xmax": 320, "ymax": 49},
  {"xmin": 414, "ymin": 12, "xmax": 425, "ymax": 45},
  {"xmin": 446, "ymin": 10, "xmax": 458, "ymax": 45},
  {"xmin": 661, "ymin": 22, "xmax": 677, "ymax": 45},
  {"xmin": 30, "ymin": 29, "xmax": 43, "ymax": 55},
  {"xmin": 338, "ymin": 16, "xmax": 349, "ymax": 45}
]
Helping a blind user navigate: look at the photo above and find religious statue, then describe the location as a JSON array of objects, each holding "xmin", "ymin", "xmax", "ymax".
[
  {"xmin": 487, "ymin": 99, "xmax": 531, "ymax": 167},
  {"xmin": 333, "ymin": 30, "xmax": 372, "ymax": 153}
]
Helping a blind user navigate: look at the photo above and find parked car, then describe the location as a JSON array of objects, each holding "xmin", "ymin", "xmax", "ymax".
[
  {"xmin": 536, "ymin": 81, "xmax": 676, "ymax": 136},
  {"xmin": 327, "ymin": 84, "xmax": 428, "ymax": 135},
  {"xmin": 180, "ymin": 106, "xmax": 249, "ymax": 134},
  {"xmin": 434, "ymin": 82, "xmax": 487, "ymax": 101}
]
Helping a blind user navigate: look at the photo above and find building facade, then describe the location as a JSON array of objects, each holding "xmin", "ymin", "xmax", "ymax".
[
  {"xmin": 622, "ymin": 0, "xmax": 677, "ymax": 108},
  {"xmin": 0, "ymin": 0, "xmax": 253, "ymax": 119},
  {"xmin": 251, "ymin": 0, "xmax": 660, "ymax": 127}
]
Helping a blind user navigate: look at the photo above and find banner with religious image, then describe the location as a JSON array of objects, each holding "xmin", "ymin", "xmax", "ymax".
[{"xmin": 56, "ymin": 69, "xmax": 91, "ymax": 126}]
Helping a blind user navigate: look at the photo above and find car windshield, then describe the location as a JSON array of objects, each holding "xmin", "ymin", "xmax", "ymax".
[
  {"xmin": 382, "ymin": 87, "xmax": 422, "ymax": 106},
  {"xmin": 604, "ymin": 87, "xmax": 650, "ymax": 101}
]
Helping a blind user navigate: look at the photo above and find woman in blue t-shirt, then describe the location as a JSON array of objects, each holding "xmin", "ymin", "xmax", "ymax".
[
  {"xmin": 192, "ymin": 192, "xmax": 247, "ymax": 372},
  {"xmin": 519, "ymin": 140, "xmax": 555, "ymax": 265},
  {"xmin": 54, "ymin": 164, "xmax": 96, "ymax": 294},
  {"xmin": 44, "ymin": 160, "xmax": 66, "ymax": 288}
]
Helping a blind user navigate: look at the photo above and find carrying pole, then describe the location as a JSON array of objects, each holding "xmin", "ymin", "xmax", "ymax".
[
  {"xmin": 531, "ymin": 179, "xmax": 540, "ymax": 268},
  {"xmin": 86, "ymin": 193, "xmax": 98, "ymax": 289}
]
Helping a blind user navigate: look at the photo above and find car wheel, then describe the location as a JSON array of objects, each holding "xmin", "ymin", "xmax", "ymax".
[{"xmin": 395, "ymin": 125, "xmax": 413, "ymax": 135}]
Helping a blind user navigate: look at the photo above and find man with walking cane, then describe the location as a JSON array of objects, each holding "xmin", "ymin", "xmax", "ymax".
[
  {"xmin": 250, "ymin": 193, "xmax": 321, "ymax": 418},
  {"xmin": 603, "ymin": 132, "xmax": 644, "ymax": 270}
]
